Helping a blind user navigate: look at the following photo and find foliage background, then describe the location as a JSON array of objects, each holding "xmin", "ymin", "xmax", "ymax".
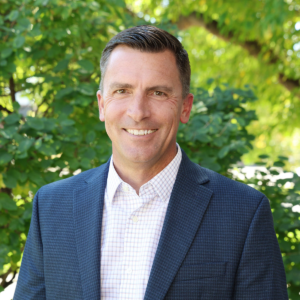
[{"xmin": 0, "ymin": 0, "xmax": 299, "ymax": 298}]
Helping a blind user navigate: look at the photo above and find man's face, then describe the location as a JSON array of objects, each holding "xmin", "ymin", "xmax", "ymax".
[{"xmin": 97, "ymin": 45, "xmax": 193, "ymax": 169}]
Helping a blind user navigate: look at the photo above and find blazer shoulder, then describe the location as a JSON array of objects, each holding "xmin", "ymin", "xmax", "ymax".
[
  {"xmin": 38, "ymin": 161, "xmax": 109, "ymax": 197},
  {"xmin": 198, "ymin": 165, "xmax": 265, "ymax": 202}
]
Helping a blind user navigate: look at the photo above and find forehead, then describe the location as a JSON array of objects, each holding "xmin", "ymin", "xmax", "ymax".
[{"xmin": 104, "ymin": 45, "xmax": 181, "ymax": 88}]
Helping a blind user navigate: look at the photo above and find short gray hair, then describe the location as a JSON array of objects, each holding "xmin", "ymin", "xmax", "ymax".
[{"xmin": 99, "ymin": 25, "xmax": 191, "ymax": 97}]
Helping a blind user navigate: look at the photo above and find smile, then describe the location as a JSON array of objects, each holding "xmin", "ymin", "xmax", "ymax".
[{"xmin": 124, "ymin": 129, "xmax": 158, "ymax": 136}]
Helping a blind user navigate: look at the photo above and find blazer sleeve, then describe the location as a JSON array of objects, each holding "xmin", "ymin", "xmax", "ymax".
[
  {"xmin": 14, "ymin": 190, "xmax": 46, "ymax": 300},
  {"xmin": 233, "ymin": 196, "xmax": 288, "ymax": 300}
]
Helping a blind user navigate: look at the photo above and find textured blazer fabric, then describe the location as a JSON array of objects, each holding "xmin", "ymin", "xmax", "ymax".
[{"xmin": 14, "ymin": 150, "xmax": 288, "ymax": 300}]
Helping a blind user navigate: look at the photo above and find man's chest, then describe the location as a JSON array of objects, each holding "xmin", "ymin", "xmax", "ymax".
[{"xmin": 100, "ymin": 185, "xmax": 169, "ymax": 299}]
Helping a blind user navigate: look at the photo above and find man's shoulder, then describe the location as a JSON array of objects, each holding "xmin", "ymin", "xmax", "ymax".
[
  {"xmin": 38, "ymin": 161, "xmax": 109, "ymax": 198},
  {"xmin": 196, "ymin": 164, "xmax": 265, "ymax": 203}
]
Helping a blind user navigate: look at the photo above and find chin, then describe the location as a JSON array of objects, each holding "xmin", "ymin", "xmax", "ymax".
[{"xmin": 124, "ymin": 148, "xmax": 158, "ymax": 164}]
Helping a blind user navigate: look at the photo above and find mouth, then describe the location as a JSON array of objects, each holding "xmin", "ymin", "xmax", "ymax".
[{"xmin": 123, "ymin": 128, "xmax": 158, "ymax": 136}]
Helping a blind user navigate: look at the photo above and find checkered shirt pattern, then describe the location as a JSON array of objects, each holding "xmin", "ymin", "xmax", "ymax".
[{"xmin": 100, "ymin": 145, "xmax": 182, "ymax": 299}]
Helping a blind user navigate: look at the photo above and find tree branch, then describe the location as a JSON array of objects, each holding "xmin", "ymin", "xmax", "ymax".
[
  {"xmin": 0, "ymin": 104, "xmax": 12, "ymax": 114},
  {"xmin": 9, "ymin": 76, "xmax": 16, "ymax": 103},
  {"xmin": 177, "ymin": 12, "xmax": 300, "ymax": 93},
  {"xmin": 0, "ymin": 267, "xmax": 17, "ymax": 290}
]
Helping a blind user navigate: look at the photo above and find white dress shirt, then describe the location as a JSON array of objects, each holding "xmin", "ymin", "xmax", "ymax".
[{"xmin": 100, "ymin": 145, "xmax": 182, "ymax": 299}]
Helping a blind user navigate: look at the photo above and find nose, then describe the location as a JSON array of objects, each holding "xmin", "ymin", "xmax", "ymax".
[{"xmin": 126, "ymin": 92, "xmax": 150, "ymax": 122}]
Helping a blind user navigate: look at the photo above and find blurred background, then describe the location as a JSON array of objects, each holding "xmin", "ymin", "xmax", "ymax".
[{"xmin": 0, "ymin": 0, "xmax": 300, "ymax": 299}]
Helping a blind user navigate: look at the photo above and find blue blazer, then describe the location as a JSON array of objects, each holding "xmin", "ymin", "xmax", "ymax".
[{"xmin": 14, "ymin": 151, "xmax": 288, "ymax": 299}]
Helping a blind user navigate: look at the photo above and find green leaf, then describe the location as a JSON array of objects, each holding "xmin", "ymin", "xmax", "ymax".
[
  {"xmin": 0, "ymin": 152, "xmax": 13, "ymax": 165},
  {"xmin": 207, "ymin": 78, "xmax": 214, "ymax": 85},
  {"xmin": 77, "ymin": 83, "xmax": 94, "ymax": 96},
  {"xmin": 9, "ymin": 218, "xmax": 24, "ymax": 231},
  {"xmin": 22, "ymin": 204, "xmax": 32, "ymax": 220},
  {"xmin": 78, "ymin": 59, "xmax": 94, "ymax": 72},
  {"xmin": 3, "ymin": 173, "xmax": 18, "ymax": 189},
  {"xmin": 17, "ymin": 18, "xmax": 31, "ymax": 31},
  {"xmin": 195, "ymin": 134, "xmax": 211, "ymax": 143},
  {"xmin": 67, "ymin": 157, "xmax": 79, "ymax": 169},
  {"xmin": 83, "ymin": 148, "xmax": 96, "ymax": 159},
  {"xmin": 200, "ymin": 157, "xmax": 221, "ymax": 171},
  {"xmin": 4, "ymin": 113, "xmax": 20, "ymax": 125},
  {"xmin": 0, "ymin": 59, "xmax": 7, "ymax": 66},
  {"xmin": 110, "ymin": 0, "xmax": 126, "ymax": 7},
  {"xmin": 27, "ymin": 117, "xmax": 44, "ymax": 130},
  {"xmin": 236, "ymin": 117, "xmax": 246, "ymax": 127},
  {"xmin": 7, "ymin": 10, "xmax": 19, "ymax": 21},
  {"xmin": 13, "ymin": 101, "xmax": 20, "ymax": 111},
  {"xmin": 274, "ymin": 161, "xmax": 285, "ymax": 167},
  {"xmin": 53, "ymin": 59, "xmax": 69, "ymax": 72},
  {"xmin": 10, "ymin": 239, "xmax": 21, "ymax": 253},
  {"xmin": 0, "ymin": 214, "xmax": 9, "ymax": 226},
  {"xmin": 55, "ymin": 87, "xmax": 74, "ymax": 99},
  {"xmin": 19, "ymin": 139, "xmax": 34, "ymax": 152},
  {"xmin": 34, "ymin": 139, "xmax": 42, "ymax": 149},
  {"xmin": 61, "ymin": 119, "xmax": 75, "ymax": 126},
  {"xmin": 43, "ymin": 118, "xmax": 56, "ymax": 131},
  {"xmin": 1, "ymin": 126, "xmax": 17, "ymax": 139},
  {"xmin": 28, "ymin": 170, "xmax": 45, "ymax": 186},
  {"xmin": 258, "ymin": 154, "xmax": 269, "ymax": 159},
  {"xmin": 1, "ymin": 48, "xmax": 12, "ymax": 59},
  {"xmin": 71, "ymin": 95, "xmax": 93, "ymax": 107},
  {"xmin": 270, "ymin": 170, "xmax": 280, "ymax": 175},
  {"xmin": 80, "ymin": 157, "xmax": 91, "ymax": 169},
  {"xmin": 278, "ymin": 156, "xmax": 288, "ymax": 161},
  {"xmin": 13, "ymin": 36, "xmax": 25, "ymax": 48},
  {"xmin": 5, "ymin": 61, "xmax": 16, "ymax": 73},
  {"xmin": 19, "ymin": 172, "xmax": 28, "ymax": 182},
  {"xmin": 0, "ymin": 193, "xmax": 17, "ymax": 211},
  {"xmin": 218, "ymin": 145, "xmax": 230, "ymax": 158},
  {"xmin": 11, "ymin": 251, "xmax": 21, "ymax": 263},
  {"xmin": 38, "ymin": 144, "xmax": 56, "ymax": 156},
  {"xmin": 86, "ymin": 131, "xmax": 96, "ymax": 143},
  {"xmin": 0, "ymin": 137, "xmax": 8, "ymax": 146}
]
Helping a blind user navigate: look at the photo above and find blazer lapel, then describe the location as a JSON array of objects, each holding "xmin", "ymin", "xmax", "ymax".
[
  {"xmin": 73, "ymin": 161, "xmax": 110, "ymax": 300},
  {"xmin": 144, "ymin": 151, "xmax": 213, "ymax": 300}
]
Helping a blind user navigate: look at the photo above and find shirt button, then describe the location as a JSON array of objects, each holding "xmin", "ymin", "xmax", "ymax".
[
  {"xmin": 123, "ymin": 185, "xmax": 129, "ymax": 192},
  {"xmin": 132, "ymin": 216, "xmax": 139, "ymax": 223},
  {"xmin": 125, "ymin": 267, "xmax": 132, "ymax": 274}
]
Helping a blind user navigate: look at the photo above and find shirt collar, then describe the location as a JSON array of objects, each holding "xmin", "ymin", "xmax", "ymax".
[
  {"xmin": 106, "ymin": 158, "xmax": 123, "ymax": 204},
  {"xmin": 106, "ymin": 143, "xmax": 182, "ymax": 203},
  {"xmin": 146, "ymin": 145, "xmax": 182, "ymax": 202}
]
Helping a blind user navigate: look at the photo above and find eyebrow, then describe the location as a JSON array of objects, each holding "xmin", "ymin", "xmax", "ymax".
[
  {"xmin": 146, "ymin": 85, "xmax": 174, "ymax": 94},
  {"xmin": 109, "ymin": 82, "xmax": 134, "ymax": 90},
  {"xmin": 108, "ymin": 82, "xmax": 174, "ymax": 94}
]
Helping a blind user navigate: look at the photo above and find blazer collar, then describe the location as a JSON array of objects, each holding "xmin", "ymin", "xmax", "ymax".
[
  {"xmin": 73, "ymin": 159, "xmax": 110, "ymax": 300},
  {"xmin": 144, "ymin": 150, "xmax": 213, "ymax": 300}
]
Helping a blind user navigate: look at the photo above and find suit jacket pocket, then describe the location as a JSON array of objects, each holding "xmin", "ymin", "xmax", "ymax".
[{"xmin": 173, "ymin": 261, "xmax": 227, "ymax": 282}]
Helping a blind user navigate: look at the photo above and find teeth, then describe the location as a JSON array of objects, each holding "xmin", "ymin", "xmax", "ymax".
[{"xmin": 126, "ymin": 129, "xmax": 157, "ymax": 136}]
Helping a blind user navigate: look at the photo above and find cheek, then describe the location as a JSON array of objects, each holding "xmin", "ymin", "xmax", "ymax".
[
  {"xmin": 155, "ymin": 101, "xmax": 180, "ymax": 124},
  {"xmin": 104, "ymin": 98, "xmax": 126, "ymax": 121}
]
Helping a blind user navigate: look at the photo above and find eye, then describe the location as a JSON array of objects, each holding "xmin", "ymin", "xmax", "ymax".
[
  {"xmin": 154, "ymin": 91, "xmax": 165, "ymax": 96},
  {"xmin": 116, "ymin": 89, "xmax": 126, "ymax": 94}
]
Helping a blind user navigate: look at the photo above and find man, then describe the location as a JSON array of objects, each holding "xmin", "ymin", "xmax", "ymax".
[{"xmin": 14, "ymin": 25, "xmax": 288, "ymax": 299}]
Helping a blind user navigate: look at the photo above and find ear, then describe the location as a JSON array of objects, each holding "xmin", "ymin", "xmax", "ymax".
[
  {"xmin": 97, "ymin": 90, "xmax": 105, "ymax": 122},
  {"xmin": 180, "ymin": 93, "xmax": 194, "ymax": 124}
]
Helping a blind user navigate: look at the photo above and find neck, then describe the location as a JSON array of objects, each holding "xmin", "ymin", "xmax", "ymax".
[{"xmin": 112, "ymin": 145, "xmax": 177, "ymax": 195}]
